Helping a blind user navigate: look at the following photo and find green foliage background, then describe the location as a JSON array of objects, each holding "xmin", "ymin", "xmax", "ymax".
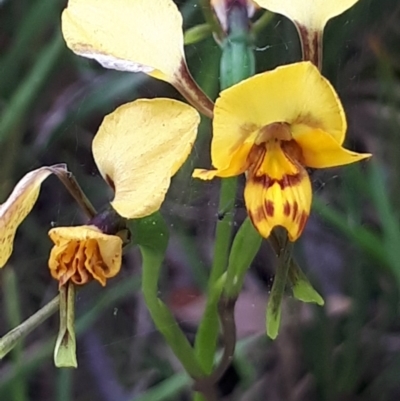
[{"xmin": 1, "ymin": 0, "xmax": 400, "ymax": 400}]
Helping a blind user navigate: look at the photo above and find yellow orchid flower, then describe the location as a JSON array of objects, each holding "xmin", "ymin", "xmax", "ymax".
[
  {"xmin": 61, "ymin": 0, "xmax": 214, "ymax": 118},
  {"xmin": 193, "ymin": 62, "xmax": 371, "ymax": 241},
  {"xmin": 1, "ymin": 99, "xmax": 200, "ymax": 288},
  {"xmin": 253, "ymin": 0, "xmax": 360, "ymax": 68}
]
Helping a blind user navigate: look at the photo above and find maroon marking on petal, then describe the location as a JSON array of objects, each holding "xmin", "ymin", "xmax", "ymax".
[
  {"xmin": 105, "ymin": 174, "xmax": 115, "ymax": 192},
  {"xmin": 292, "ymin": 201, "xmax": 299, "ymax": 220},
  {"xmin": 265, "ymin": 200, "xmax": 274, "ymax": 217},
  {"xmin": 252, "ymin": 173, "xmax": 303, "ymax": 190},
  {"xmin": 248, "ymin": 206, "xmax": 265, "ymax": 225},
  {"xmin": 283, "ymin": 202, "xmax": 291, "ymax": 217},
  {"xmin": 297, "ymin": 212, "xmax": 308, "ymax": 236}
]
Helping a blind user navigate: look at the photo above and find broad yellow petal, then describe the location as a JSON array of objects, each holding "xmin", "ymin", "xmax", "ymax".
[
  {"xmin": 244, "ymin": 141, "xmax": 311, "ymax": 241},
  {"xmin": 0, "ymin": 164, "xmax": 67, "ymax": 268},
  {"xmin": 211, "ymin": 62, "xmax": 345, "ymax": 170},
  {"xmin": 254, "ymin": 0, "xmax": 359, "ymax": 31},
  {"xmin": 48, "ymin": 225, "xmax": 122, "ymax": 287},
  {"xmin": 92, "ymin": 99, "xmax": 200, "ymax": 219},
  {"xmin": 292, "ymin": 125, "xmax": 371, "ymax": 168},
  {"xmin": 245, "ymin": 168, "xmax": 311, "ymax": 242},
  {"xmin": 62, "ymin": 0, "xmax": 185, "ymax": 83}
]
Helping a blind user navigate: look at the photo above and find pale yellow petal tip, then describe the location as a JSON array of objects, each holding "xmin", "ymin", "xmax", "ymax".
[
  {"xmin": 61, "ymin": 0, "xmax": 185, "ymax": 81},
  {"xmin": 253, "ymin": 0, "xmax": 360, "ymax": 30},
  {"xmin": 0, "ymin": 165, "xmax": 67, "ymax": 268},
  {"xmin": 192, "ymin": 169, "xmax": 219, "ymax": 180}
]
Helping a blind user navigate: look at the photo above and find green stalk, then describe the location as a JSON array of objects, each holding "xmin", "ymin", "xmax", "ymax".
[
  {"xmin": 194, "ymin": 2, "xmax": 256, "ymax": 398},
  {"xmin": 132, "ymin": 213, "xmax": 205, "ymax": 379}
]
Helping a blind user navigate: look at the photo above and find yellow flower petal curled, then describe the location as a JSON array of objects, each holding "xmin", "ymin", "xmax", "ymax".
[
  {"xmin": 0, "ymin": 165, "xmax": 67, "ymax": 268},
  {"xmin": 292, "ymin": 126, "xmax": 371, "ymax": 168},
  {"xmin": 48, "ymin": 225, "xmax": 122, "ymax": 287},
  {"xmin": 211, "ymin": 62, "xmax": 345, "ymax": 171},
  {"xmin": 253, "ymin": 0, "xmax": 360, "ymax": 32},
  {"xmin": 92, "ymin": 98, "xmax": 200, "ymax": 219},
  {"xmin": 62, "ymin": 0, "xmax": 184, "ymax": 83}
]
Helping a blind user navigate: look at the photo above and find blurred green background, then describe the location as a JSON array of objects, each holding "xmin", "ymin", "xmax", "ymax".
[{"xmin": 1, "ymin": 0, "xmax": 400, "ymax": 400}]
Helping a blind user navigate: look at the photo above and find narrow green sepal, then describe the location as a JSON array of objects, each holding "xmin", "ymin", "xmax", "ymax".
[
  {"xmin": 266, "ymin": 234, "xmax": 293, "ymax": 339},
  {"xmin": 288, "ymin": 263, "xmax": 324, "ymax": 305},
  {"xmin": 54, "ymin": 282, "xmax": 77, "ymax": 368}
]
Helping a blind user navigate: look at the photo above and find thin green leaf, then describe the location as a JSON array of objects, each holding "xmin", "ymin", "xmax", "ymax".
[{"xmin": 224, "ymin": 218, "xmax": 262, "ymax": 298}]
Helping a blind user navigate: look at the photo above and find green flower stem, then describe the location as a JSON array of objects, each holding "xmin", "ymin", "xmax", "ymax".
[
  {"xmin": 194, "ymin": 3, "xmax": 256, "ymax": 399},
  {"xmin": 194, "ymin": 177, "xmax": 238, "ymax": 374},
  {"xmin": 0, "ymin": 295, "xmax": 59, "ymax": 360},
  {"xmin": 132, "ymin": 213, "xmax": 205, "ymax": 379}
]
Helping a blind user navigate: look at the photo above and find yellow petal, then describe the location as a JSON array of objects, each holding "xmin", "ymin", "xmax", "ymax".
[
  {"xmin": 48, "ymin": 225, "xmax": 123, "ymax": 287},
  {"xmin": 193, "ymin": 138, "xmax": 254, "ymax": 180},
  {"xmin": 253, "ymin": 0, "xmax": 359, "ymax": 32},
  {"xmin": 244, "ymin": 142, "xmax": 311, "ymax": 241},
  {"xmin": 61, "ymin": 0, "xmax": 185, "ymax": 83},
  {"xmin": 211, "ymin": 62, "xmax": 345, "ymax": 171},
  {"xmin": 245, "ymin": 171, "xmax": 311, "ymax": 242},
  {"xmin": 92, "ymin": 99, "xmax": 200, "ymax": 219},
  {"xmin": 292, "ymin": 125, "xmax": 372, "ymax": 168},
  {"xmin": 0, "ymin": 165, "xmax": 67, "ymax": 268}
]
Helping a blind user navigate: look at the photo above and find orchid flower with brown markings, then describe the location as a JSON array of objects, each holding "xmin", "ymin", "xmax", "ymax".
[{"xmin": 194, "ymin": 62, "xmax": 371, "ymax": 241}]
